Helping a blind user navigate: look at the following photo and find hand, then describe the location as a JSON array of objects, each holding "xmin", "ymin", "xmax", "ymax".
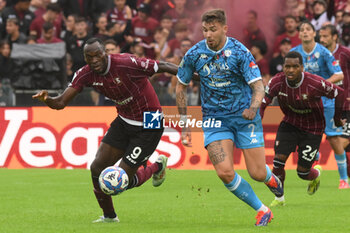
[
  {"xmin": 32, "ymin": 90, "xmax": 49, "ymax": 102},
  {"xmin": 242, "ymin": 108, "xmax": 256, "ymax": 120},
  {"xmin": 334, "ymin": 118, "xmax": 346, "ymax": 127},
  {"xmin": 181, "ymin": 126, "xmax": 192, "ymax": 147}
]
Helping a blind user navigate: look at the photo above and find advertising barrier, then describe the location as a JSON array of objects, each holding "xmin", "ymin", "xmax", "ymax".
[{"xmin": 0, "ymin": 106, "xmax": 338, "ymax": 170}]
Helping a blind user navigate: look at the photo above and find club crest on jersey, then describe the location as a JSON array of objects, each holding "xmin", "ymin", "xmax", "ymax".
[
  {"xmin": 249, "ymin": 61, "xmax": 258, "ymax": 69},
  {"xmin": 114, "ymin": 77, "xmax": 121, "ymax": 84},
  {"xmin": 302, "ymin": 94, "xmax": 308, "ymax": 100},
  {"xmin": 314, "ymin": 52, "xmax": 320, "ymax": 58},
  {"xmin": 224, "ymin": 50, "xmax": 231, "ymax": 57}
]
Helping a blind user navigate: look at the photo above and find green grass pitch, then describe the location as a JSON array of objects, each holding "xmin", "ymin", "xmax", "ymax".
[{"xmin": 0, "ymin": 169, "xmax": 349, "ymax": 233}]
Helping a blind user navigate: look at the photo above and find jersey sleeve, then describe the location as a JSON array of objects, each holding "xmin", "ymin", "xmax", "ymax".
[
  {"xmin": 176, "ymin": 50, "xmax": 195, "ymax": 85},
  {"xmin": 68, "ymin": 67, "xmax": 86, "ymax": 92},
  {"xmin": 316, "ymin": 78, "xmax": 342, "ymax": 99},
  {"xmin": 123, "ymin": 55, "xmax": 159, "ymax": 77},
  {"xmin": 324, "ymin": 50, "xmax": 343, "ymax": 75},
  {"xmin": 239, "ymin": 49, "xmax": 262, "ymax": 84},
  {"xmin": 260, "ymin": 75, "xmax": 279, "ymax": 118}
]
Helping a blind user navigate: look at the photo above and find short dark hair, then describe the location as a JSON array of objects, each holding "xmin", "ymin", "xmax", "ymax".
[
  {"xmin": 46, "ymin": 3, "xmax": 61, "ymax": 13},
  {"xmin": 43, "ymin": 21, "xmax": 54, "ymax": 32},
  {"xmin": 201, "ymin": 9, "xmax": 226, "ymax": 25},
  {"xmin": 298, "ymin": 21, "xmax": 315, "ymax": 32},
  {"xmin": 6, "ymin": 18, "xmax": 19, "ymax": 26},
  {"xmin": 285, "ymin": 15, "xmax": 297, "ymax": 22},
  {"xmin": 284, "ymin": 51, "xmax": 303, "ymax": 65},
  {"xmin": 248, "ymin": 10, "xmax": 258, "ymax": 19},
  {"xmin": 104, "ymin": 39, "xmax": 118, "ymax": 47},
  {"xmin": 85, "ymin": 37, "xmax": 105, "ymax": 50},
  {"xmin": 320, "ymin": 24, "xmax": 339, "ymax": 38}
]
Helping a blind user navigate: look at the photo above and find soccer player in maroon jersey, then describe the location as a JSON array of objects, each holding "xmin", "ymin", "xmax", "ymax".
[
  {"xmin": 32, "ymin": 37, "xmax": 180, "ymax": 223},
  {"xmin": 261, "ymin": 51, "xmax": 344, "ymax": 206},
  {"xmin": 320, "ymin": 24, "xmax": 350, "ymax": 189}
]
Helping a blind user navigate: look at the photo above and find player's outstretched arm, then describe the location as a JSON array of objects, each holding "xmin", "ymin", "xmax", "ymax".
[
  {"xmin": 32, "ymin": 87, "xmax": 79, "ymax": 110},
  {"xmin": 157, "ymin": 61, "xmax": 178, "ymax": 76},
  {"xmin": 176, "ymin": 81, "xmax": 192, "ymax": 146},
  {"xmin": 242, "ymin": 79, "xmax": 265, "ymax": 120}
]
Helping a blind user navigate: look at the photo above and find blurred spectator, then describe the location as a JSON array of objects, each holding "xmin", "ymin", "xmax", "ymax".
[
  {"xmin": 30, "ymin": 0, "xmax": 51, "ymax": 17},
  {"xmin": 335, "ymin": 0, "xmax": 350, "ymax": 12},
  {"xmin": 37, "ymin": 21, "xmax": 63, "ymax": 43},
  {"xmin": 0, "ymin": 0, "xmax": 7, "ymax": 39},
  {"xmin": 335, "ymin": 9, "xmax": 344, "ymax": 34},
  {"xmin": 160, "ymin": 14, "xmax": 174, "ymax": 39},
  {"xmin": 60, "ymin": 14, "xmax": 76, "ymax": 43},
  {"xmin": 26, "ymin": 34, "xmax": 36, "ymax": 43},
  {"xmin": 151, "ymin": 26, "xmax": 168, "ymax": 60},
  {"xmin": 57, "ymin": 0, "xmax": 95, "ymax": 21},
  {"xmin": 93, "ymin": 14, "xmax": 109, "ymax": 40},
  {"xmin": 137, "ymin": 0, "xmax": 171, "ymax": 21},
  {"xmin": 342, "ymin": 11, "xmax": 350, "ymax": 47},
  {"xmin": 272, "ymin": 15, "xmax": 301, "ymax": 57},
  {"xmin": 107, "ymin": 0, "xmax": 132, "ymax": 25},
  {"xmin": 130, "ymin": 37, "xmax": 146, "ymax": 57},
  {"xmin": 65, "ymin": 52, "xmax": 73, "ymax": 82},
  {"xmin": 65, "ymin": 16, "xmax": 91, "ymax": 72},
  {"xmin": 0, "ymin": 39, "xmax": 14, "ymax": 80},
  {"xmin": 164, "ymin": 0, "xmax": 190, "ymax": 25},
  {"xmin": 242, "ymin": 10, "xmax": 266, "ymax": 49},
  {"xmin": 270, "ymin": 38, "xmax": 292, "ymax": 76},
  {"xmin": 311, "ymin": 0, "xmax": 335, "ymax": 31},
  {"xmin": 131, "ymin": 3, "xmax": 158, "ymax": 44},
  {"xmin": 162, "ymin": 22, "xmax": 188, "ymax": 59},
  {"xmin": 104, "ymin": 38, "xmax": 120, "ymax": 54},
  {"xmin": 304, "ymin": 0, "xmax": 315, "ymax": 20},
  {"xmin": 29, "ymin": 3, "xmax": 62, "ymax": 40},
  {"xmin": 1, "ymin": 0, "xmax": 35, "ymax": 37},
  {"xmin": 5, "ymin": 17, "xmax": 27, "ymax": 47},
  {"xmin": 250, "ymin": 40, "xmax": 270, "ymax": 86}
]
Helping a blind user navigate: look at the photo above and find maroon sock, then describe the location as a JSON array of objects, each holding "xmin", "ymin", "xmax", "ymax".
[
  {"xmin": 272, "ymin": 166, "xmax": 286, "ymax": 187},
  {"xmin": 305, "ymin": 168, "xmax": 320, "ymax": 180},
  {"xmin": 92, "ymin": 176, "xmax": 116, "ymax": 218},
  {"xmin": 134, "ymin": 162, "xmax": 160, "ymax": 187}
]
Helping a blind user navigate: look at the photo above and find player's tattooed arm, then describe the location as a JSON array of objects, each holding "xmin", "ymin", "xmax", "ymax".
[
  {"xmin": 243, "ymin": 79, "xmax": 265, "ymax": 120},
  {"xmin": 207, "ymin": 141, "xmax": 226, "ymax": 165},
  {"xmin": 176, "ymin": 81, "xmax": 192, "ymax": 146}
]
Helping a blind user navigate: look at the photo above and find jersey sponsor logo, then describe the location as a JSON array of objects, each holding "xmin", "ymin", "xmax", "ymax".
[
  {"xmin": 92, "ymin": 82, "xmax": 103, "ymax": 86},
  {"xmin": 114, "ymin": 96, "xmax": 133, "ymax": 105},
  {"xmin": 200, "ymin": 54, "xmax": 208, "ymax": 59},
  {"xmin": 249, "ymin": 61, "xmax": 258, "ymax": 69},
  {"xmin": 278, "ymin": 91, "xmax": 288, "ymax": 97},
  {"xmin": 143, "ymin": 110, "xmax": 162, "ymax": 129},
  {"xmin": 304, "ymin": 62, "xmax": 319, "ymax": 71},
  {"xmin": 287, "ymin": 104, "xmax": 312, "ymax": 114},
  {"xmin": 209, "ymin": 77, "xmax": 231, "ymax": 87}
]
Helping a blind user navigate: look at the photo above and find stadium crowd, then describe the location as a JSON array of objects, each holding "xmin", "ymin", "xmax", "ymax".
[{"xmin": 0, "ymin": 0, "xmax": 349, "ymax": 106}]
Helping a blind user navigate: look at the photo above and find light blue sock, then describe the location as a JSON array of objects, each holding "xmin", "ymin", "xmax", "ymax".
[
  {"xmin": 264, "ymin": 165, "xmax": 272, "ymax": 182},
  {"xmin": 224, "ymin": 172, "xmax": 263, "ymax": 211},
  {"xmin": 335, "ymin": 152, "xmax": 347, "ymax": 180},
  {"xmin": 315, "ymin": 152, "xmax": 320, "ymax": 161}
]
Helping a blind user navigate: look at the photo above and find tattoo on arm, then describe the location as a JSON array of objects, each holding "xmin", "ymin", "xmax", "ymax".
[
  {"xmin": 207, "ymin": 141, "xmax": 226, "ymax": 165},
  {"xmin": 249, "ymin": 80, "xmax": 265, "ymax": 113},
  {"xmin": 176, "ymin": 83, "xmax": 187, "ymax": 116}
]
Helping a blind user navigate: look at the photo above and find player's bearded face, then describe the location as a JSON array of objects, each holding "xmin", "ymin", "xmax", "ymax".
[
  {"xmin": 202, "ymin": 21, "xmax": 228, "ymax": 51},
  {"xmin": 319, "ymin": 29, "xmax": 334, "ymax": 49},
  {"xmin": 283, "ymin": 58, "xmax": 303, "ymax": 82}
]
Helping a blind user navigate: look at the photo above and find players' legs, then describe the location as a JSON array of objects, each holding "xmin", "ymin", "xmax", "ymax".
[
  {"xmin": 90, "ymin": 142, "xmax": 124, "ymax": 219},
  {"xmin": 207, "ymin": 140, "xmax": 268, "ymax": 213},
  {"xmin": 328, "ymin": 136, "xmax": 348, "ymax": 185}
]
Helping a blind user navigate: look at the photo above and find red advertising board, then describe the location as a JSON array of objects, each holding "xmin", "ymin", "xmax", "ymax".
[{"xmin": 0, "ymin": 106, "xmax": 338, "ymax": 170}]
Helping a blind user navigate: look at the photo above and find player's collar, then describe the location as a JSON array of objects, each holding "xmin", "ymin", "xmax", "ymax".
[
  {"xmin": 332, "ymin": 44, "xmax": 339, "ymax": 55},
  {"xmin": 302, "ymin": 42, "xmax": 317, "ymax": 55},
  {"xmin": 286, "ymin": 72, "xmax": 304, "ymax": 89},
  {"xmin": 205, "ymin": 36, "xmax": 228, "ymax": 54},
  {"xmin": 101, "ymin": 55, "xmax": 111, "ymax": 76}
]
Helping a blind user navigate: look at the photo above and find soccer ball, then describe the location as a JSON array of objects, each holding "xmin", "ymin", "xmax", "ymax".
[{"xmin": 99, "ymin": 166, "xmax": 129, "ymax": 195}]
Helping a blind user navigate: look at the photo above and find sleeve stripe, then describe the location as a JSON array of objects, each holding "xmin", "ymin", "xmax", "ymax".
[
  {"xmin": 334, "ymin": 71, "xmax": 343, "ymax": 75},
  {"xmin": 154, "ymin": 62, "xmax": 159, "ymax": 72},
  {"xmin": 176, "ymin": 75, "xmax": 190, "ymax": 86},
  {"xmin": 247, "ymin": 77, "xmax": 262, "ymax": 84}
]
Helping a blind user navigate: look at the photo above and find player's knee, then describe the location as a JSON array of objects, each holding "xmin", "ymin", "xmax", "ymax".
[
  {"xmin": 90, "ymin": 160, "xmax": 103, "ymax": 176},
  {"xmin": 249, "ymin": 169, "xmax": 266, "ymax": 182},
  {"xmin": 297, "ymin": 170, "xmax": 310, "ymax": 180},
  {"xmin": 216, "ymin": 169, "xmax": 235, "ymax": 183}
]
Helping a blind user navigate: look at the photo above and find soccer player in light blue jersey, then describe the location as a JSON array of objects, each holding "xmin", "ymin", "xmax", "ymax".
[
  {"xmin": 291, "ymin": 21, "xmax": 346, "ymax": 188},
  {"xmin": 175, "ymin": 9, "xmax": 283, "ymax": 226}
]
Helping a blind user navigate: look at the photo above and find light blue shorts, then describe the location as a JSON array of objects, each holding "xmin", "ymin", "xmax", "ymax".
[
  {"xmin": 202, "ymin": 113, "xmax": 265, "ymax": 149},
  {"xmin": 322, "ymin": 97, "xmax": 343, "ymax": 136}
]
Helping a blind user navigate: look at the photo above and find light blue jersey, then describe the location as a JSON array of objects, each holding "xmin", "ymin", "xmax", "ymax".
[
  {"xmin": 290, "ymin": 43, "xmax": 342, "ymax": 82},
  {"xmin": 177, "ymin": 37, "xmax": 264, "ymax": 148},
  {"xmin": 177, "ymin": 37, "xmax": 262, "ymax": 117},
  {"xmin": 291, "ymin": 42, "xmax": 343, "ymax": 136}
]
